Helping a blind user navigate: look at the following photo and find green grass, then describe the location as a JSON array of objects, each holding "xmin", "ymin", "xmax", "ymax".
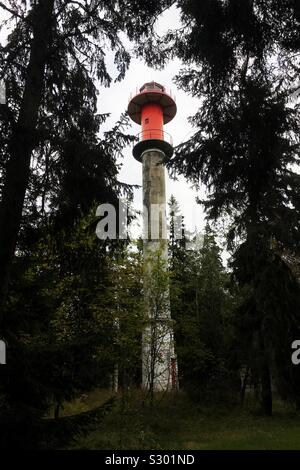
[
  {"xmin": 59, "ymin": 389, "xmax": 113, "ymax": 417},
  {"xmin": 66, "ymin": 390, "xmax": 300, "ymax": 450}
]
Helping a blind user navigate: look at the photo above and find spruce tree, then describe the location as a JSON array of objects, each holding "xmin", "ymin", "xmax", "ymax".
[
  {"xmin": 161, "ymin": 0, "xmax": 300, "ymax": 413},
  {"xmin": 0, "ymin": 0, "xmax": 174, "ymax": 447},
  {"xmin": 0, "ymin": 0, "xmax": 173, "ymax": 312}
]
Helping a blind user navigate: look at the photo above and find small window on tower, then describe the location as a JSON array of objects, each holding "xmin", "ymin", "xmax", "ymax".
[{"xmin": 145, "ymin": 118, "xmax": 149, "ymax": 124}]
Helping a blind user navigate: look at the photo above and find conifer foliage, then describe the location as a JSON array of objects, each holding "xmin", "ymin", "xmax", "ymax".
[
  {"xmin": 164, "ymin": 0, "xmax": 300, "ymax": 414},
  {"xmin": 0, "ymin": 0, "xmax": 172, "ymax": 448}
]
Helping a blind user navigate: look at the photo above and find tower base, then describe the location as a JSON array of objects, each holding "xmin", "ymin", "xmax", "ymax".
[{"xmin": 142, "ymin": 323, "xmax": 177, "ymax": 391}]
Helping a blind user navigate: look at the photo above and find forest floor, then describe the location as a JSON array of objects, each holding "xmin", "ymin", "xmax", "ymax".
[{"xmin": 63, "ymin": 389, "xmax": 300, "ymax": 450}]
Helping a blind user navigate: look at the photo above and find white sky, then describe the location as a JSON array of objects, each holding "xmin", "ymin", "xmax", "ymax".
[
  {"xmin": 97, "ymin": 6, "xmax": 206, "ymax": 239},
  {"xmin": 0, "ymin": 4, "xmax": 207, "ymax": 240}
]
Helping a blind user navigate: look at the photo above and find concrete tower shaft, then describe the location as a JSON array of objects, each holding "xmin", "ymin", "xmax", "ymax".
[{"xmin": 128, "ymin": 81, "xmax": 178, "ymax": 392}]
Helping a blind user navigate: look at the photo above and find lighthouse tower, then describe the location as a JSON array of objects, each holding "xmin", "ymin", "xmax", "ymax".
[{"xmin": 128, "ymin": 81, "xmax": 178, "ymax": 391}]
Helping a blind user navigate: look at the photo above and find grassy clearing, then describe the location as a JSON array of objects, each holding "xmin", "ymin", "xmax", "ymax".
[{"xmin": 65, "ymin": 390, "xmax": 300, "ymax": 450}]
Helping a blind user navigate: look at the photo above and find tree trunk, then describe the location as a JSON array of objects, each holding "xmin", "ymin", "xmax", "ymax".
[
  {"xmin": 261, "ymin": 360, "xmax": 272, "ymax": 415},
  {"xmin": 240, "ymin": 365, "xmax": 250, "ymax": 406},
  {"xmin": 54, "ymin": 402, "xmax": 61, "ymax": 420},
  {"xmin": 0, "ymin": 0, "xmax": 54, "ymax": 319},
  {"xmin": 259, "ymin": 332, "xmax": 272, "ymax": 415}
]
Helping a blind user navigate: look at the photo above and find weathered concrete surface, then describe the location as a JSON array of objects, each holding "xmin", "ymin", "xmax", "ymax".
[{"xmin": 141, "ymin": 149, "xmax": 177, "ymax": 391}]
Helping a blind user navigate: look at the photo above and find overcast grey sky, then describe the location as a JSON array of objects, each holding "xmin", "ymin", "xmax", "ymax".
[
  {"xmin": 97, "ymin": 5, "xmax": 206, "ymax": 239},
  {"xmin": 0, "ymin": 3, "xmax": 207, "ymax": 239}
]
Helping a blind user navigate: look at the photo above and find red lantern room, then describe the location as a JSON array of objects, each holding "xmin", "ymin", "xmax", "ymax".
[{"xmin": 127, "ymin": 81, "xmax": 177, "ymax": 161}]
